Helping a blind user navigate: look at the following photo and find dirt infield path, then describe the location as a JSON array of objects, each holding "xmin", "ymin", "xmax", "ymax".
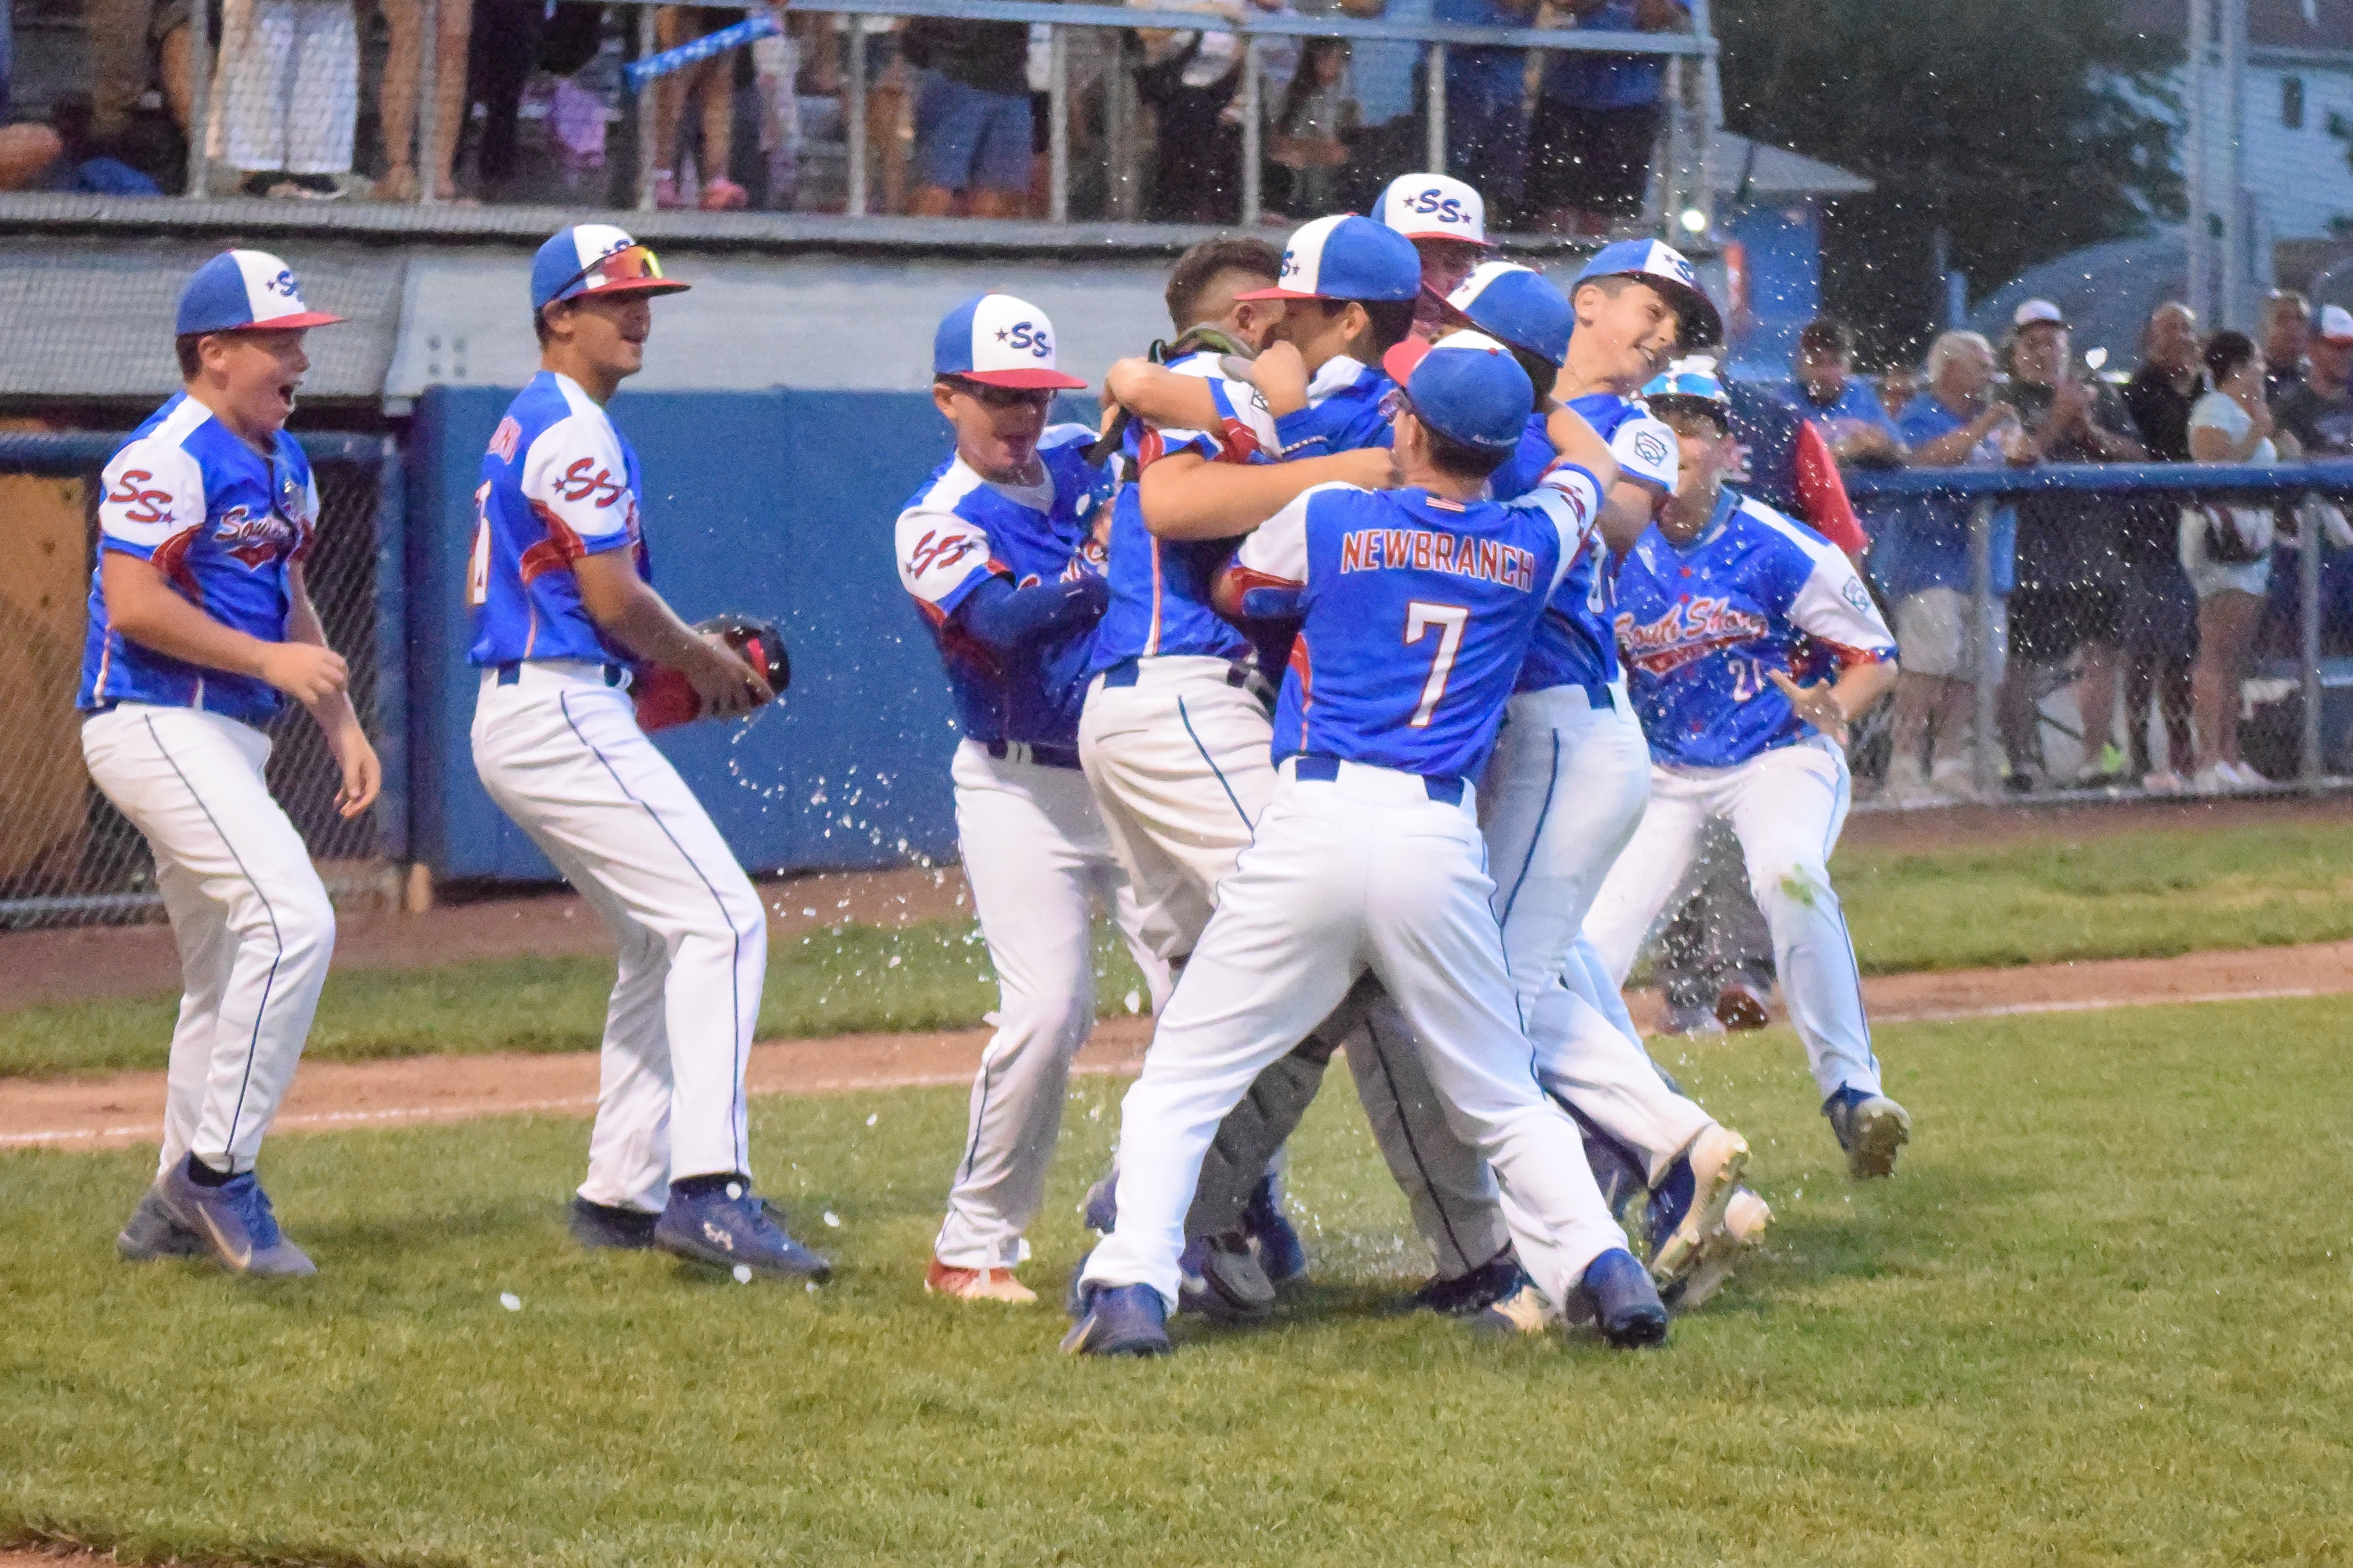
[{"xmin": 8, "ymin": 940, "xmax": 2348, "ymax": 1154}]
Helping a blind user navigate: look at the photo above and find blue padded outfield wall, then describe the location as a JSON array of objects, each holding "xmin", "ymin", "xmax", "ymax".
[{"xmin": 406, "ymin": 386, "xmax": 1025, "ymax": 882}]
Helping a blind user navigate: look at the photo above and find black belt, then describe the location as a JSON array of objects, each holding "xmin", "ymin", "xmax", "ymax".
[
  {"xmin": 496, "ymin": 661, "xmax": 625, "ymax": 687},
  {"xmin": 1290, "ymin": 753, "xmax": 1466, "ymax": 806},
  {"xmin": 1099, "ymin": 654, "xmax": 1276, "ymax": 709},
  {"xmin": 985, "ymin": 739, "xmax": 1083, "ymax": 770}
]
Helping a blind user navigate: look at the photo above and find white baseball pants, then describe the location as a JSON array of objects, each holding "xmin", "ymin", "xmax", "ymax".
[
  {"xmin": 935, "ymin": 739, "xmax": 1170, "ymax": 1270},
  {"xmin": 1078, "ymin": 659, "xmax": 1495, "ymax": 1273},
  {"xmin": 1077, "ymin": 657, "xmax": 1279, "ymax": 966},
  {"xmin": 82, "ymin": 704, "xmax": 336, "ymax": 1179},
  {"xmin": 1082, "ymin": 760, "xmax": 1628, "ymax": 1314},
  {"xmin": 472, "ymin": 663, "xmax": 766, "ymax": 1212},
  {"xmin": 223, "ymin": 0, "xmax": 358, "ymax": 174},
  {"xmin": 1585, "ymin": 736, "xmax": 1881, "ymax": 1101},
  {"xmin": 1482, "ymin": 684, "xmax": 1713, "ymax": 1178}
]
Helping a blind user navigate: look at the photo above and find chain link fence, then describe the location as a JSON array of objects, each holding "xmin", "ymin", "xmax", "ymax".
[{"xmin": 0, "ymin": 429, "xmax": 393, "ymax": 930}]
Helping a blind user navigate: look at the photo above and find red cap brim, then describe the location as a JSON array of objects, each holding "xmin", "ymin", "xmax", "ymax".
[
  {"xmin": 1233, "ymin": 286, "xmax": 1329, "ymax": 302},
  {"xmin": 1398, "ymin": 230, "xmax": 1497, "ymax": 247},
  {"xmin": 231, "ymin": 311, "xmax": 346, "ymax": 330},
  {"xmin": 1381, "ymin": 335, "xmax": 1433, "ymax": 386},
  {"xmin": 959, "ymin": 368, "xmax": 1089, "ymax": 390},
  {"xmin": 575, "ymin": 279, "xmax": 693, "ymax": 299}
]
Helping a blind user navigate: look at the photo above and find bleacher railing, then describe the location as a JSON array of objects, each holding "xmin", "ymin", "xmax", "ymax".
[
  {"xmin": 1842, "ymin": 458, "xmax": 2353, "ymax": 798},
  {"xmin": 183, "ymin": 0, "xmax": 1719, "ymax": 230}
]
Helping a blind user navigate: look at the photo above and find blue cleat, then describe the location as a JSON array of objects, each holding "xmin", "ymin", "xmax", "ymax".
[
  {"xmin": 654, "ymin": 1180, "xmax": 831, "ymax": 1281},
  {"xmin": 1060, "ymin": 1280, "xmax": 1171, "ymax": 1357},
  {"xmin": 1409, "ymin": 1245, "xmax": 1528, "ymax": 1318},
  {"xmin": 1242, "ymin": 1173, "xmax": 1307, "ymax": 1286},
  {"xmin": 1643, "ymin": 1125, "xmax": 1748, "ymax": 1292},
  {"xmin": 117, "ymin": 1184, "xmax": 208, "ymax": 1261},
  {"xmin": 1566, "ymin": 1247, "xmax": 1669, "ymax": 1348},
  {"xmin": 159, "ymin": 1161, "xmax": 316, "ymax": 1277},
  {"xmin": 1823, "ymin": 1086, "xmax": 1911, "ymax": 1179},
  {"xmin": 569, "ymin": 1196, "xmax": 660, "ymax": 1251}
]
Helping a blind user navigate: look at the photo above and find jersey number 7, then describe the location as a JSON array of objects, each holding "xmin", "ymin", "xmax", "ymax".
[{"xmin": 1404, "ymin": 600, "xmax": 1468, "ymax": 728}]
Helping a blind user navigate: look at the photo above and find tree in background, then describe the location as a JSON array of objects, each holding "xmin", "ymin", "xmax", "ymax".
[{"xmin": 1716, "ymin": 0, "xmax": 2181, "ymax": 365}]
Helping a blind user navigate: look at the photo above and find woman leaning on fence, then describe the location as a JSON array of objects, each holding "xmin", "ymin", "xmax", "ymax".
[{"xmin": 2182, "ymin": 329, "xmax": 2295, "ymax": 795}]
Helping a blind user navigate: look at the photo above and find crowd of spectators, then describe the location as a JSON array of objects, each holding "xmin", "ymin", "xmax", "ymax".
[
  {"xmin": 0, "ymin": 0, "xmax": 1685, "ymax": 222},
  {"xmin": 1783, "ymin": 291, "xmax": 2353, "ymax": 802}
]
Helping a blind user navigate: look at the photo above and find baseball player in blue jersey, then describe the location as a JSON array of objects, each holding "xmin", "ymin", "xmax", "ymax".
[
  {"xmin": 901, "ymin": 292, "xmax": 1171, "ymax": 1305},
  {"xmin": 1371, "ymin": 171, "xmax": 1495, "ymax": 338},
  {"xmin": 94, "ymin": 250, "xmax": 374, "ymax": 1278},
  {"xmin": 1066, "ymin": 332, "xmax": 1669, "ymax": 1357},
  {"xmin": 469, "ymin": 224, "xmax": 829, "ymax": 1281},
  {"xmin": 1585, "ymin": 361, "xmax": 1913, "ymax": 1178},
  {"xmin": 1382, "ymin": 262, "xmax": 1769, "ymax": 1308}
]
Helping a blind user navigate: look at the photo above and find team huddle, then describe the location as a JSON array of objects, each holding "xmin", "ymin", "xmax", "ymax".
[{"xmin": 87, "ymin": 179, "xmax": 1911, "ymax": 1358}]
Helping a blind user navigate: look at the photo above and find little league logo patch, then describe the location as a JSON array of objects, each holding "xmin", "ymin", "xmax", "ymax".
[
  {"xmin": 1841, "ymin": 577, "xmax": 1874, "ymax": 613},
  {"xmin": 1633, "ymin": 429, "xmax": 1671, "ymax": 470}
]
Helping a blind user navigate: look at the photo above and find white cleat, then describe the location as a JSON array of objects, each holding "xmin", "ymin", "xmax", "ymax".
[
  {"xmin": 1667, "ymin": 1187, "xmax": 1774, "ymax": 1313},
  {"xmin": 1646, "ymin": 1124, "xmax": 1750, "ymax": 1292}
]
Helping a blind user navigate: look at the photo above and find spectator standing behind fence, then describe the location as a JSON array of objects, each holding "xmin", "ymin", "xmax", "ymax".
[
  {"xmin": 1996, "ymin": 298, "xmax": 2148, "ymax": 788},
  {"xmin": 1877, "ymin": 364, "xmax": 1923, "ymax": 425},
  {"xmin": 2116, "ymin": 301, "xmax": 2206, "ymax": 793},
  {"xmin": 1271, "ymin": 36, "xmax": 1356, "ymax": 215},
  {"xmin": 2183, "ymin": 331, "xmax": 2293, "ymax": 794},
  {"xmin": 2270, "ymin": 304, "xmax": 2353, "ymax": 659},
  {"xmin": 1783, "ymin": 319, "xmax": 1903, "ymax": 465},
  {"xmin": 2263, "ymin": 289, "xmax": 2312, "ymax": 402},
  {"xmin": 376, "ymin": 0, "xmax": 470, "ymax": 201},
  {"xmin": 650, "ymin": 5, "xmax": 747, "ymax": 209},
  {"xmin": 1876, "ymin": 330, "xmax": 2019, "ymax": 804},
  {"xmin": 224, "ymin": 0, "xmax": 358, "ymax": 197},
  {"xmin": 1433, "ymin": 0, "xmax": 1537, "ymax": 225},
  {"xmin": 1526, "ymin": 0, "xmax": 1686, "ymax": 238},
  {"xmin": 901, "ymin": 16, "xmax": 1031, "ymax": 218}
]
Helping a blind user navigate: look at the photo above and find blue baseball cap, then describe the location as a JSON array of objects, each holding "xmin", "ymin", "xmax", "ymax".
[
  {"xmin": 175, "ymin": 250, "xmax": 345, "ymax": 336},
  {"xmin": 1237, "ymin": 214, "xmax": 1421, "ymax": 304},
  {"xmin": 531, "ymin": 224, "xmax": 690, "ymax": 315},
  {"xmin": 1444, "ymin": 263, "xmax": 1572, "ymax": 367},
  {"xmin": 1381, "ymin": 330, "xmax": 1534, "ymax": 453},
  {"xmin": 934, "ymin": 292, "xmax": 1087, "ymax": 388},
  {"xmin": 1574, "ymin": 239, "xmax": 1722, "ymax": 350}
]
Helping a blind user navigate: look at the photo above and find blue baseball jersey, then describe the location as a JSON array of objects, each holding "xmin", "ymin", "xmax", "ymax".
[
  {"xmin": 78, "ymin": 391, "xmax": 319, "ymax": 726},
  {"xmin": 1614, "ymin": 488, "xmax": 1897, "ymax": 770},
  {"xmin": 1090, "ymin": 348, "xmax": 1281, "ymax": 674},
  {"xmin": 896, "ymin": 424, "xmax": 1115, "ymax": 748},
  {"xmin": 1262, "ymin": 355, "xmax": 1396, "ymax": 461},
  {"xmin": 1229, "ymin": 463, "xmax": 1604, "ymax": 780},
  {"xmin": 467, "ymin": 371, "xmax": 650, "ymax": 668},
  {"xmin": 1502, "ymin": 392, "xmax": 1678, "ymax": 697}
]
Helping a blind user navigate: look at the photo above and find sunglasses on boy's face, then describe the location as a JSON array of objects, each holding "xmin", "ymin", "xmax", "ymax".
[{"xmin": 944, "ymin": 378, "xmax": 1056, "ymax": 411}]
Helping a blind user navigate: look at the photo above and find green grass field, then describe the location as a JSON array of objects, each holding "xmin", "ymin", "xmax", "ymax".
[
  {"xmin": 5, "ymin": 997, "xmax": 2349, "ymax": 1566},
  {"xmin": 5, "ymin": 818, "xmax": 2351, "ymax": 1081}
]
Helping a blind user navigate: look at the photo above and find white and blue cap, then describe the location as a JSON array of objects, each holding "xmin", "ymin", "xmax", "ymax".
[
  {"xmin": 1237, "ymin": 214, "xmax": 1421, "ymax": 304},
  {"xmin": 1444, "ymin": 262, "xmax": 1572, "ymax": 366},
  {"xmin": 530, "ymin": 223, "xmax": 690, "ymax": 315},
  {"xmin": 175, "ymin": 249, "xmax": 345, "ymax": 336},
  {"xmin": 1641, "ymin": 355, "xmax": 1731, "ymax": 426},
  {"xmin": 1373, "ymin": 172, "xmax": 1491, "ymax": 247},
  {"xmin": 934, "ymin": 291, "xmax": 1087, "ymax": 389},
  {"xmin": 1379, "ymin": 330, "xmax": 1535, "ymax": 453},
  {"xmin": 1574, "ymin": 238, "xmax": 1722, "ymax": 350}
]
